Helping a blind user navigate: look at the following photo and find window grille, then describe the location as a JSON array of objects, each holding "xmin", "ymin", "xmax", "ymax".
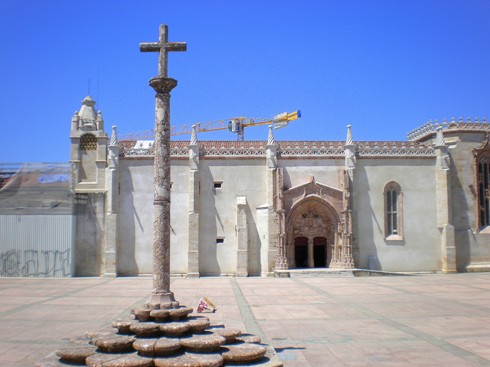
[
  {"xmin": 477, "ymin": 155, "xmax": 490, "ymax": 228},
  {"xmin": 80, "ymin": 134, "xmax": 97, "ymax": 151}
]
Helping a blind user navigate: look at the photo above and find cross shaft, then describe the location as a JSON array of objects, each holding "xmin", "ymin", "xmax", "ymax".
[{"xmin": 139, "ymin": 24, "xmax": 186, "ymax": 308}]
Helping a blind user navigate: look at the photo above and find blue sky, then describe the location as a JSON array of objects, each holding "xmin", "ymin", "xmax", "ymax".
[{"xmin": 1, "ymin": 0, "xmax": 489, "ymax": 162}]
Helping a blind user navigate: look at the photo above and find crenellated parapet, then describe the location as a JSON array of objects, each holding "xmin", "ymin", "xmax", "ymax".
[{"xmin": 407, "ymin": 116, "xmax": 489, "ymax": 142}]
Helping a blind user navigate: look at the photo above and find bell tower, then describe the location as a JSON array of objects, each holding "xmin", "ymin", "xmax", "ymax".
[
  {"xmin": 69, "ymin": 96, "xmax": 109, "ymax": 276},
  {"xmin": 70, "ymin": 96, "xmax": 108, "ymax": 191}
]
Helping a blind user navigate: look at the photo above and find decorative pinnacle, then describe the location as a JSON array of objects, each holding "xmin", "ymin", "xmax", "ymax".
[
  {"xmin": 190, "ymin": 124, "xmax": 198, "ymax": 146},
  {"xmin": 435, "ymin": 126, "xmax": 445, "ymax": 147},
  {"xmin": 81, "ymin": 95, "xmax": 95, "ymax": 107},
  {"xmin": 345, "ymin": 124, "xmax": 353, "ymax": 145},
  {"xmin": 110, "ymin": 126, "xmax": 118, "ymax": 147},
  {"xmin": 267, "ymin": 125, "xmax": 275, "ymax": 146}
]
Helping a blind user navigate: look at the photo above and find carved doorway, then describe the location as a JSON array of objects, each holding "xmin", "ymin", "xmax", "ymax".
[{"xmin": 287, "ymin": 197, "xmax": 338, "ymax": 269}]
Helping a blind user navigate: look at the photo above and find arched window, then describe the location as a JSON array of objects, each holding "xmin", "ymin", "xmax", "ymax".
[
  {"xmin": 476, "ymin": 151, "xmax": 490, "ymax": 230},
  {"xmin": 384, "ymin": 181, "xmax": 403, "ymax": 239},
  {"xmin": 80, "ymin": 134, "xmax": 97, "ymax": 151}
]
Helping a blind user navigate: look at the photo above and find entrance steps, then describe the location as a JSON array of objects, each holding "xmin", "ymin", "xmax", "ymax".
[{"xmin": 275, "ymin": 268, "xmax": 412, "ymax": 278}]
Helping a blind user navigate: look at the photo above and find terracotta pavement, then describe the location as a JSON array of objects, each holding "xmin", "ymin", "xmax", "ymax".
[{"xmin": 1, "ymin": 273, "xmax": 490, "ymax": 366}]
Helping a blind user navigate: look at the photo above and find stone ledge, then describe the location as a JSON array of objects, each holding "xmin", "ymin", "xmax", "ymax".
[
  {"xmin": 466, "ymin": 263, "xmax": 490, "ymax": 272},
  {"xmin": 276, "ymin": 268, "xmax": 416, "ymax": 278}
]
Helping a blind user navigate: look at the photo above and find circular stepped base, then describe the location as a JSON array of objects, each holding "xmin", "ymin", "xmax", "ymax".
[{"xmin": 47, "ymin": 302, "xmax": 282, "ymax": 367}]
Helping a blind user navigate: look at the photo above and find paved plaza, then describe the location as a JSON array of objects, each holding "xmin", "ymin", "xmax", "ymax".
[{"xmin": 1, "ymin": 273, "xmax": 490, "ymax": 366}]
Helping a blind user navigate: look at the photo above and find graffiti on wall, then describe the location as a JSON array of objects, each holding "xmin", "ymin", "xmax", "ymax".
[{"xmin": 0, "ymin": 249, "xmax": 71, "ymax": 277}]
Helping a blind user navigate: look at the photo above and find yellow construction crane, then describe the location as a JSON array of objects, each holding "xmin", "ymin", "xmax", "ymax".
[{"xmin": 120, "ymin": 110, "xmax": 301, "ymax": 141}]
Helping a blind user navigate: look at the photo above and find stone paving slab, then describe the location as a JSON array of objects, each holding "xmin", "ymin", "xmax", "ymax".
[{"xmin": 1, "ymin": 274, "xmax": 490, "ymax": 366}]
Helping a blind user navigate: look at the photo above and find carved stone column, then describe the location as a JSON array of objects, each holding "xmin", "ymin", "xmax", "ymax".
[
  {"xmin": 147, "ymin": 76, "xmax": 179, "ymax": 308},
  {"xmin": 264, "ymin": 126, "xmax": 279, "ymax": 275},
  {"xmin": 104, "ymin": 126, "xmax": 119, "ymax": 277},
  {"xmin": 331, "ymin": 169, "xmax": 355, "ymax": 269},
  {"xmin": 339, "ymin": 125, "xmax": 356, "ymax": 269},
  {"xmin": 275, "ymin": 168, "xmax": 289, "ymax": 270},
  {"xmin": 308, "ymin": 237, "xmax": 314, "ymax": 268},
  {"xmin": 187, "ymin": 125, "xmax": 200, "ymax": 277},
  {"xmin": 236, "ymin": 196, "xmax": 249, "ymax": 277},
  {"xmin": 434, "ymin": 127, "xmax": 456, "ymax": 273}
]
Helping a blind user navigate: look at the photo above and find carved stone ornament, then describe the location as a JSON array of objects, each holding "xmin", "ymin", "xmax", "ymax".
[
  {"xmin": 149, "ymin": 77, "xmax": 178, "ymax": 94},
  {"xmin": 291, "ymin": 209, "xmax": 334, "ymax": 238},
  {"xmin": 283, "ymin": 176, "xmax": 343, "ymax": 216},
  {"xmin": 473, "ymin": 134, "xmax": 490, "ymax": 163},
  {"xmin": 120, "ymin": 140, "xmax": 436, "ymax": 158}
]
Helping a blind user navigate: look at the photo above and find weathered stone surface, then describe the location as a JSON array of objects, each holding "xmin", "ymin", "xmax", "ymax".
[
  {"xmin": 132, "ymin": 308, "xmax": 152, "ymax": 322},
  {"xmin": 86, "ymin": 352, "xmax": 153, "ymax": 367},
  {"xmin": 130, "ymin": 322, "xmax": 161, "ymax": 337},
  {"xmin": 155, "ymin": 337, "xmax": 182, "ymax": 356},
  {"xmin": 112, "ymin": 319, "xmax": 134, "ymax": 334},
  {"xmin": 180, "ymin": 334, "xmax": 226, "ymax": 352},
  {"xmin": 159, "ymin": 321, "xmax": 191, "ymax": 337},
  {"xmin": 133, "ymin": 337, "xmax": 181, "ymax": 357},
  {"xmin": 94, "ymin": 335, "xmax": 136, "ymax": 353},
  {"xmin": 236, "ymin": 334, "xmax": 262, "ymax": 344},
  {"xmin": 187, "ymin": 316, "xmax": 210, "ymax": 333},
  {"xmin": 56, "ymin": 345, "xmax": 97, "ymax": 364},
  {"xmin": 145, "ymin": 299, "xmax": 180, "ymax": 310},
  {"xmin": 132, "ymin": 338, "xmax": 158, "ymax": 357},
  {"xmin": 154, "ymin": 352, "xmax": 223, "ymax": 367},
  {"xmin": 86, "ymin": 329, "xmax": 116, "ymax": 342},
  {"xmin": 153, "ymin": 353, "xmax": 199, "ymax": 367},
  {"xmin": 221, "ymin": 343, "xmax": 267, "ymax": 363},
  {"xmin": 168, "ymin": 306, "xmax": 193, "ymax": 320},
  {"xmin": 210, "ymin": 328, "xmax": 241, "ymax": 344},
  {"xmin": 150, "ymin": 309, "xmax": 171, "ymax": 321}
]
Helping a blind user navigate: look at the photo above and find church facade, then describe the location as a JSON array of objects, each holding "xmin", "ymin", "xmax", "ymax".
[{"xmin": 69, "ymin": 96, "xmax": 490, "ymax": 277}]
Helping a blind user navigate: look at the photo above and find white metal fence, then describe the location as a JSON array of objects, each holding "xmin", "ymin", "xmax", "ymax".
[{"xmin": 0, "ymin": 215, "xmax": 74, "ymax": 277}]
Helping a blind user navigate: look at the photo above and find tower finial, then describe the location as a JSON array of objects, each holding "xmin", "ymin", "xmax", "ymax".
[
  {"xmin": 110, "ymin": 126, "xmax": 118, "ymax": 147},
  {"xmin": 78, "ymin": 96, "xmax": 99, "ymax": 130},
  {"xmin": 267, "ymin": 125, "xmax": 275, "ymax": 146},
  {"xmin": 435, "ymin": 126, "xmax": 445, "ymax": 146},
  {"xmin": 346, "ymin": 124, "xmax": 353, "ymax": 146},
  {"xmin": 190, "ymin": 124, "xmax": 198, "ymax": 146}
]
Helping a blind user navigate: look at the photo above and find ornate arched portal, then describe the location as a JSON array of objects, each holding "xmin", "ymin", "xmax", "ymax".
[
  {"xmin": 275, "ymin": 175, "xmax": 355, "ymax": 271},
  {"xmin": 286, "ymin": 197, "xmax": 339, "ymax": 268}
]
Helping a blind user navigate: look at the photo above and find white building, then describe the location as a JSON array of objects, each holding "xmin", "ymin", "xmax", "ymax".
[
  {"xmin": 63, "ymin": 96, "xmax": 490, "ymax": 277},
  {"xmin": 3, "ymin": 96, "xmax": 489, "ymax": 277}
]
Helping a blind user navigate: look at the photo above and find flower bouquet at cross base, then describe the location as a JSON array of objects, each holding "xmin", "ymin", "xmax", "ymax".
[{"xmin": 197, "ymin": 296, "xmax": 217, "ymax": 313}]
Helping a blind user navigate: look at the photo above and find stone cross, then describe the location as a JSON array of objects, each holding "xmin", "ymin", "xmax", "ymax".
[
  {"xmin": 140, "ymin": 25, "xmax": 186, "ymax": 309},
  {"xmin": 140, "ymin": 24, "xmax": 187, "ymax": 78}
]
